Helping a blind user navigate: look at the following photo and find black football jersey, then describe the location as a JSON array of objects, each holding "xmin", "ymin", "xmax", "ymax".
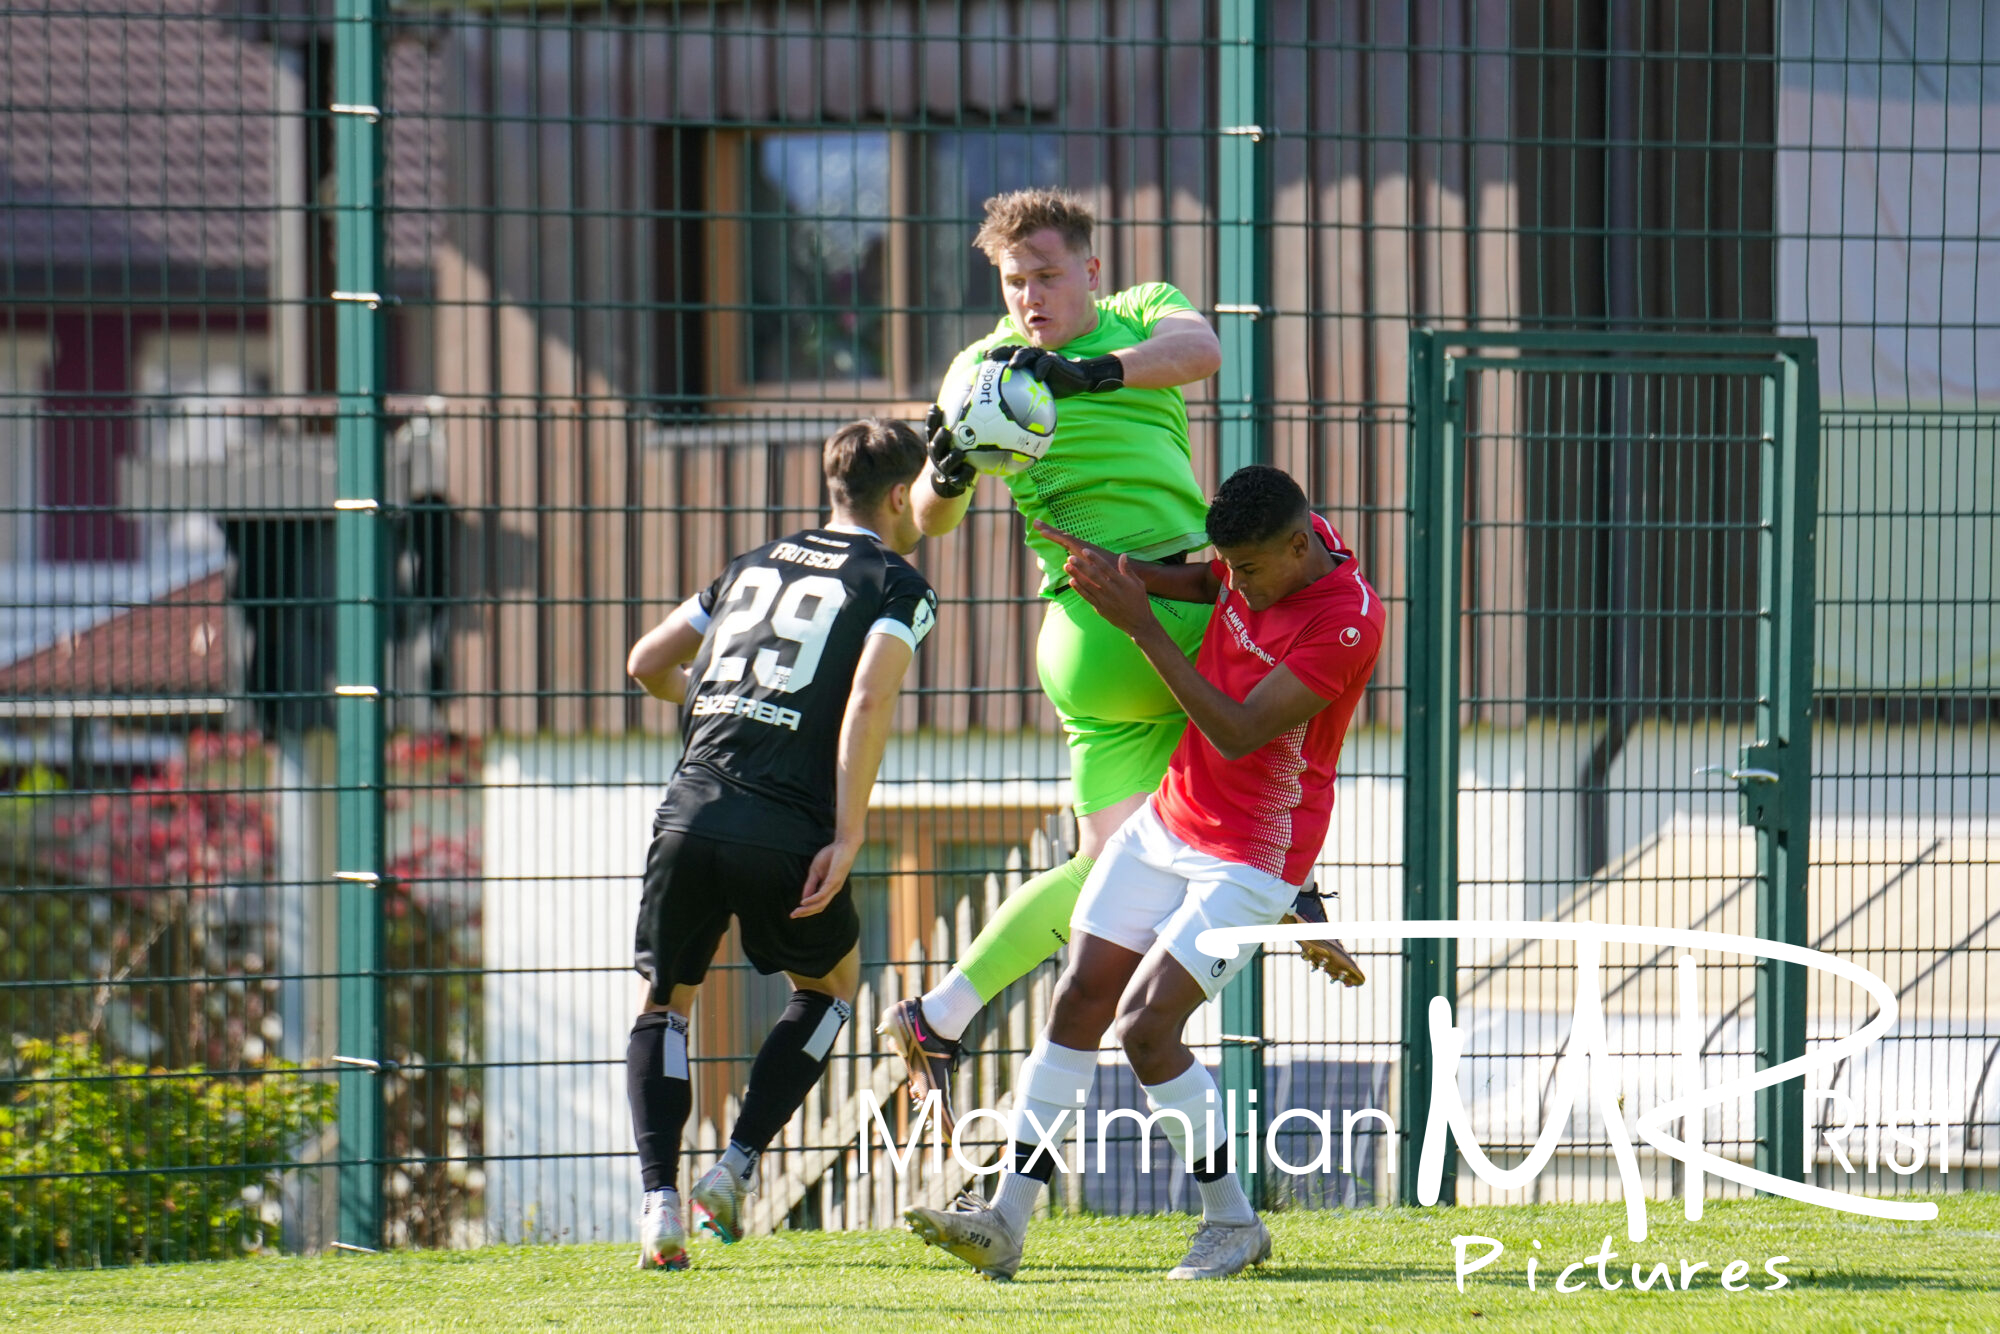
[{"xmin": 655, "ymin": 525, "xmax": 938, "ymax": 853}]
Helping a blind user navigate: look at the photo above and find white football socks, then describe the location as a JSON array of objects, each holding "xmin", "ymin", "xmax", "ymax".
[
  {"xmin": 1139, "ymin": 1062, "xmax": 1217, "ymax": 1164},
  {"xmin": 1195, "ymin": 1172, "xmax": 1256, "ymax": 1227},
  {"xmin": 990, "ymin": 1039, "xmax": 1098, "ymax": 1234},
  {"xmin": 990, "ymin": 1171, "xmax": 1045, "ymax": 1234},
  {"xmin": 1010, "ymin": 1038, "xmax": 1098, "ymax": 1151},
  {"xmin": 1140, "ymin": 1062, "xmax": 1256, "ymax": 1225},
  {"xmin": 919, "ymin": 969, "xmax": 984, "ymax": 1042},
  {"xmin": 718, "ymin": 1142, "xmax": 756, "ymax": 1183}
]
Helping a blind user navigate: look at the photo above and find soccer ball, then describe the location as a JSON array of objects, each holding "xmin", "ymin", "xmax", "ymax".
[{"xmin": 935, "ymin": 357, "xmax": 1058, "ymax": 476}]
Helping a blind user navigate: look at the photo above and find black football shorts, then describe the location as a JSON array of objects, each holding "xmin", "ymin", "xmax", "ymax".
[{"xmin": 633, "ymin": 825, "xmax": 859, "ymax": 1003}]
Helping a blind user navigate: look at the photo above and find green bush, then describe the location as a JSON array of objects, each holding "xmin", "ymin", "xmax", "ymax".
[{"xmin": 0, "ymin": 1034, "xmax": 336, "ymax": 1268}]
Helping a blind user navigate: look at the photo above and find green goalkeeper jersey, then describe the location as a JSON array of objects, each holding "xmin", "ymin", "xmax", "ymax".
[{"xmin": 947, "ymin": 281, "xmax": 1211, "ymax": 593}]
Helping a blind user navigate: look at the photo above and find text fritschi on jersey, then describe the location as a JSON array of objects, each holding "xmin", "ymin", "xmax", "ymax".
[{"xmin": 654, "ymin": 527, "xmax": 938, "ymax": 855}]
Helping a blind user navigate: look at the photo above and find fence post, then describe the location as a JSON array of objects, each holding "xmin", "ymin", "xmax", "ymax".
[
  {"xmin": 1756, "ymin": 342, "xmax": 1821, "ymax": 1184},
  {"xmin": 332, "ymin": 0, "xmax": 387, "ymax": 1250},
  {"xmin": 1214, "ymin": 0, "xmax": 1270, "ymax": 1196},
  {"xmin": 1215, "ymin": 0, "xmax": 1270, "ymax": 479},
  {"xmin": 1400, "ymin": 331, "xmax": 1459, "ymax": 1204}
]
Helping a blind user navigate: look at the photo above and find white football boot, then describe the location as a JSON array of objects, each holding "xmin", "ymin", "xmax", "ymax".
[
  {"xmin": 637, "ymin": 1188, "xmax": 689, "ymax": 1271},
  {"xmin": 690, "ymin": 1162, "xmax": 748, "ymax": 1244},
  {"xmin": 1166, "ymin": 1217, "xmax": 1272, "ymax": 1279},
  {"xmin": 903, "ymin": 1190, "xmax": 1025, "ymax": 1281}
]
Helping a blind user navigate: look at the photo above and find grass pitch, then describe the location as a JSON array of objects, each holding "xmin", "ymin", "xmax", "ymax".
[{"xmin": 6, "ymin": 1195, "xmax": 1998, "ymax": 1333}]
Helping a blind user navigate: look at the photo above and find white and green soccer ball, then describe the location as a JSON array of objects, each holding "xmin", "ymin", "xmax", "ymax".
[{"xmin": 936, "ymin": 357, "xmax": 1058, "ymax": 476}]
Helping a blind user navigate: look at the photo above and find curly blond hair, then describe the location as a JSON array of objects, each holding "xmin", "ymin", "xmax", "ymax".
[{"xmin": 971, "ymin": 188, "xmax": 1095, "ymax": 260}]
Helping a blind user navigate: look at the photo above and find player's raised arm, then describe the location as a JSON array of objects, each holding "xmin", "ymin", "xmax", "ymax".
[
  {"xmin": 989, "ymin": 306, "xmax": 1220, "ymax": 394},
  {"xmin": 1034, "ymin": 519, "xmax": 1220, "ymax": 604},
  {"xmin": 795, "ymin": 632, "xmax": 915, "ymax": 918},
  {"xmin": 1109, "ymin": 307, "xmax": 1222, "ymax": 388},
  {"xmin": 626, "ymin": 599, "xmax": 709, "ymax": 704}
]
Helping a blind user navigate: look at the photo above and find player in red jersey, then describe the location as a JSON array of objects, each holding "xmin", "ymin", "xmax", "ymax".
[{"xmin": 905, "ymin": 465, "xmax": 1384, "ymax": 1281}]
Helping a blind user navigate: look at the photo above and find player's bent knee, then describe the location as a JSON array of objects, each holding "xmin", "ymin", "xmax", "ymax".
[
  {"xmin": 1111, "ymin": 1005, "xmax": 1180, "ymax": 1071},
  {"xmin": 640, "ymin": 980, "xmax": 698, "ymax": 1016},
  {"xmin": 1046, "ymin": 976, "xmax": 1121, "ymax": 1053},
  {"xmin": 787, "ymin": 945, "xmax": 862, "ymax": 1001},
  {"xmin": 1051, "ymin": 961, "xmax": 1121, "ymax": 1025}
]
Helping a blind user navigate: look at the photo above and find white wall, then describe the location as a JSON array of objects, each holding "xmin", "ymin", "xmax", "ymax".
[{"xmin": 482, "ymin": 738, "xmax": 664, "ymax": 1243}]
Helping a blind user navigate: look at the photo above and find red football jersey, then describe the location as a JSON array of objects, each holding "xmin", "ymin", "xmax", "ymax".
[{"xmin": 1152, "ymin": 514, "xmax": 1385, "ymax": 884}]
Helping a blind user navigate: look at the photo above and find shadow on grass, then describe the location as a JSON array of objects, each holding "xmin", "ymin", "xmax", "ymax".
[
  {"xmin": 1773, "ymin": 1274, "xmax": 2000, "ymax": 1294},
  {"xmin": 1246, "ymin": 1264, "xmax": 1452, "ymax": 1285},
  {"xmin": 1239, "ymin": 1264, "xmax": 1999, "ymax": 1295}
]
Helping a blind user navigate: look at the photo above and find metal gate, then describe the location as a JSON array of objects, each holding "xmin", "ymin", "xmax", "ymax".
[{"xmin": 1402, "ymin": 331, "xmax": 1820, "ymax": 1201}]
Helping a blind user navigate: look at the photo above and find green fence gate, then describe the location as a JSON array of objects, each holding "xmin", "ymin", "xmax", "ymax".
[{"xmin": 1403, "ymin": 330, "xmax": 1822, "ymax": 1201}]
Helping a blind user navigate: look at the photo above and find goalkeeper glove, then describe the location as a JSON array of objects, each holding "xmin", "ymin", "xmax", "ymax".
[
  {"xmin": 924, "ymin": 403, "xmax": 976, "ymax": 498},
  {"xmin": 985, "ymin": 344, "xmax": 1126, "ymax": 398}
]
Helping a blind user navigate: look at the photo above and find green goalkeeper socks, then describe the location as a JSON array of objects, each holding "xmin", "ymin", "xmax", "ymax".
[{"xmin": 957, "ymin": 854, "xmax": 1096, "ymax": 1002}]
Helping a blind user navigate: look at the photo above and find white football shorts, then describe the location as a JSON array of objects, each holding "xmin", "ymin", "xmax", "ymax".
[{"xmin": 1070, "ymin": 800, "xmax": 1299, "ymax": 998}]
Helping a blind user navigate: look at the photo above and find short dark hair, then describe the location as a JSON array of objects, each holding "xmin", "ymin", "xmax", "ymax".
[
  {"xmin": 1205, "ymin": 465, "xmax": 1311, "ymax": 549},
  {"xmin": 973, "ymin": 188, "xmax": 1095, "ymax": 260},
  {"xmin": 824, "ymin": 417, "xmax": 926, "ymax": 511}
]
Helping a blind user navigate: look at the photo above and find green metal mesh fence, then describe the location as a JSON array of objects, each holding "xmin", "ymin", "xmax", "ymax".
[{"xmin": 1, "ymin": 0, "xmax": 1993, "ymax": 1264}]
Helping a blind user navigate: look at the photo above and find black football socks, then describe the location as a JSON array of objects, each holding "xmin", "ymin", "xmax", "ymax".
[
  {"xmin": 627, "ymin": 1010, "xmax": 692, "ymax": 1192},
  {"xmin": 724, "ymin": 989, "xmax": 852, "ymax": 1176}
]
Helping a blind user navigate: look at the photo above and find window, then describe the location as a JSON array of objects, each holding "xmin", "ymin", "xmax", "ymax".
[
  {"xmin": 747, "ymin": 133, "xmax": 892, "ymax": 384},
  {"xmin": 135, "ymin": 333, "xmax": 268, "ymax": 563},
  {"xmin": 691, "ymin": 126, "xmax": 1065, "ymax": 406},
  {"xmin": 652, "ymin": 128, "xmax": 710, "ymax": 409},
  {"xmin": 0, "ymin": 336, "xmax": 51, "ymax": 565}
]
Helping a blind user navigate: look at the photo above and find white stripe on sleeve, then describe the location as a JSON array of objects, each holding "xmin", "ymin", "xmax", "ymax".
[
  {"xmin": 681, "ymin": 594, "xmax": 712, "ymax": 634},
  {"xmin": 866, "ymin": 616, "xmax": 918, "ymax": 650}
]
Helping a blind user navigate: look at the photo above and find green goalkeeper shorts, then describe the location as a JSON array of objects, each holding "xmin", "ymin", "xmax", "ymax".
[{"xmin": 1035, "ymin": 585, "xmax": 1212, "ymax": 816}]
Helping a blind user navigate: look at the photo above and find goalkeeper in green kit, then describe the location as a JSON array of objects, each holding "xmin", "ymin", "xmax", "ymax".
[{"xmin": 878, "ymin": 189, "xmax": 1365, "ymax": 1131}]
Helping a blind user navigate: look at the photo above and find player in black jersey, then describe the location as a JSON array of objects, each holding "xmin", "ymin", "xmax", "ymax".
[{"xmin": 621, "ymin": 418, "xmax": 937, "ymax": 1270}]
